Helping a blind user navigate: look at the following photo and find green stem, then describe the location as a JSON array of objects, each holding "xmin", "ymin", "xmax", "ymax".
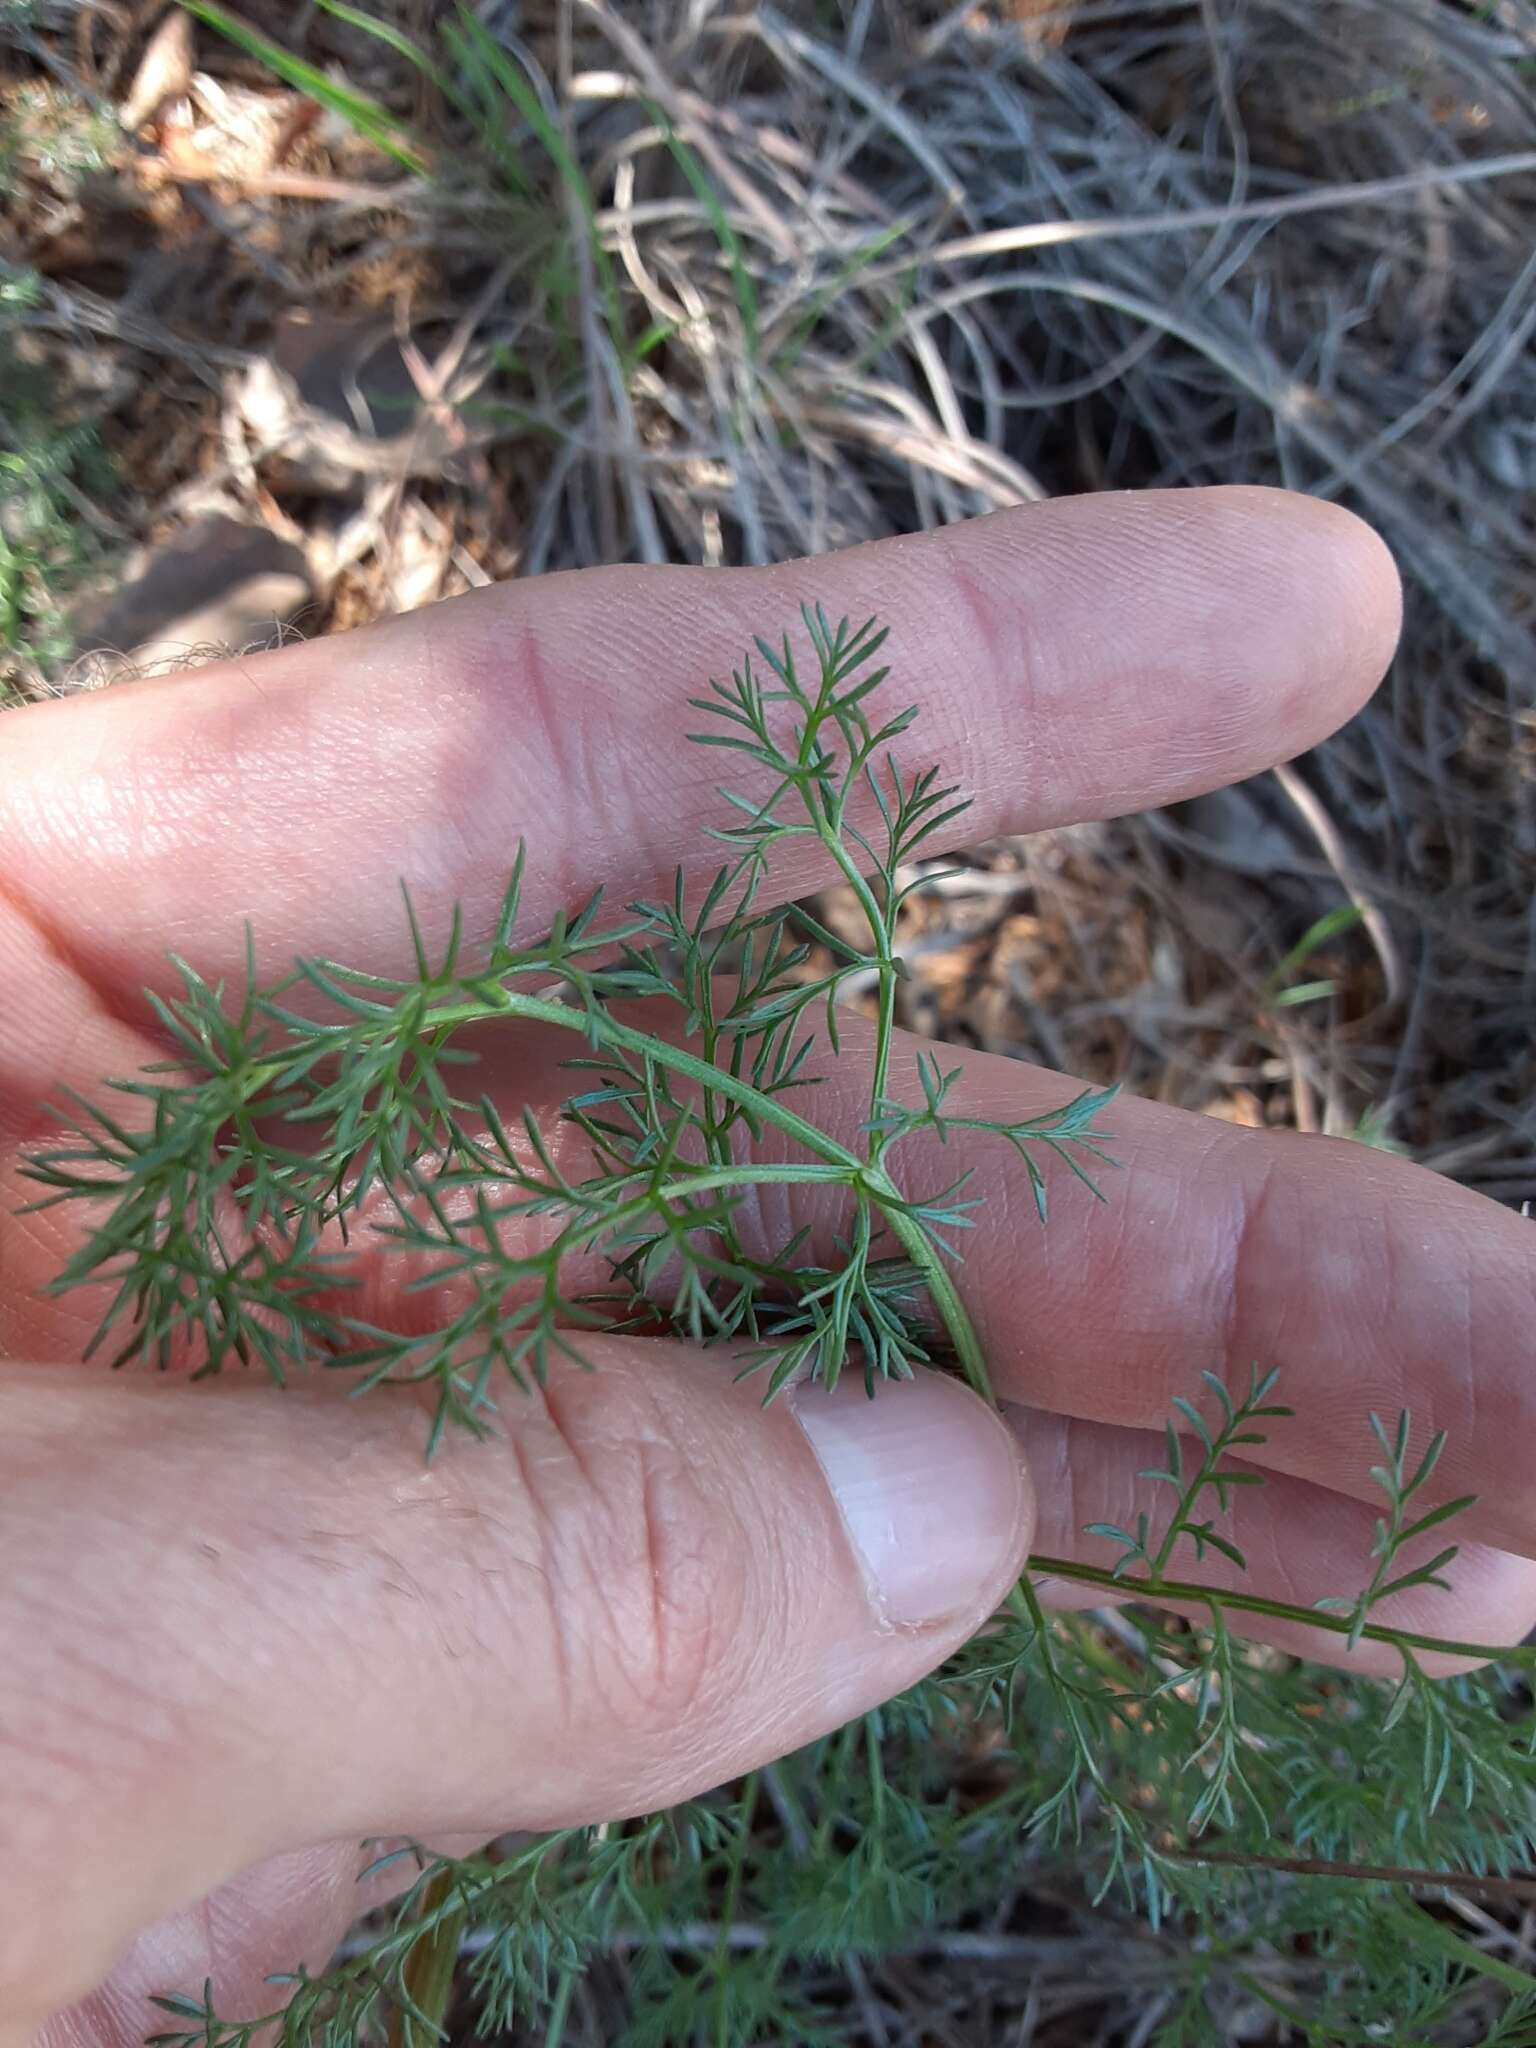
[
  {"xmin": 255, "ymin": 988, "xmax": 867, "ymax": 1175},
  {"xmin": 816, "ymin": 822, "xmax": 899, "ymax": 1116},
  {"xmin": 873, "ymin": 1184, "xmax": 996, "ymax": 1403},
  {"xmin": 257, "ymin": 971, "xmax": 1005, "ymax": 1400},
  {"xmin": 1023, "ymin": 1554, "xmax": 1536, "ymax": 1669},
  {"xmin": 1008, "ymin": 1573, "xmax": 1135, "ymax": 1826},
  {"xmin": 866, "ymin": 1711, "xmax": 888, "ymax": 1828},
  {"xmin": 1393, "ymin": 1899, "xmax": 1536, "ymax": 1993},
  {"xmin": 1152, "ymin": 1433, "xmax": 1231, "ymax": 1580},
  {"xmin": 693, "ymin": 889, "xmax": 756, "ymax": 1269},
  {"xmin": 814, "ymin": 1722, "xmax": 863, "ymax": 1855},
  {"xmin": 656, "ymin": 1162, "xmax": 856, "ymax": 1198},
  {"xmin": 542, "ymin": 1967, "xmax": 578, "ymax": 2047},
  {"xmin": 387, "ymin": 1867, "xmax": 466, "ymax": 2048},
  {"xmin": 714, "ymin": 1771, "xmax": 758, "ymax": 2048},
  {"xmin": 861, "ymin": 1176, "xmax": 1533, "ymax": 1672},
  {"xmin": 523, "ymin": 1169, "xmax": 850, "ymax": 1279}
]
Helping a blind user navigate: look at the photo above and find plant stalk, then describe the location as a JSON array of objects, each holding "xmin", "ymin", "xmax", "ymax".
[
  {"xmin": 1022, "ymin": 1554, "xmax": 1536, "ymax": 1669},
  {"xmin": 387, "ymin": 1867, "xmax": 465, "ymax": 2048}
]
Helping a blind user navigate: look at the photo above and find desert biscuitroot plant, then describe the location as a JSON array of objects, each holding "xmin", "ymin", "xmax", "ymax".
[{"xmin": 25, "ymin": 613, "xmax": 1536, "ymax": 2047}]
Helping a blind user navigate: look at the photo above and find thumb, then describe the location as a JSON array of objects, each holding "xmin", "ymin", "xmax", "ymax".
[{"xmin": 2, "ymin": 1348, "xmax": 1031, "ymax": 2034}]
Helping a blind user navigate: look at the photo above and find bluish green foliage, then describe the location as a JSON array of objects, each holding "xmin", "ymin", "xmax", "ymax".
[{"xmin": 25, "ymin": 607, "xmax": 1112, "ymax": 1446}]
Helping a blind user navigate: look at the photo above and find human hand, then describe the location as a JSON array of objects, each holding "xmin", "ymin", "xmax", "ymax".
[{"xmin": 2, "ymin": 488, "xmax": 1531, "ymax": 2044}]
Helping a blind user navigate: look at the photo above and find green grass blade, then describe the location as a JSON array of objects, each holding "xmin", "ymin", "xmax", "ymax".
[
  {"xmin": 775, "ymin": 219, "xmax": 911, "ymax": 374},
  {"xmin": 312, "ymin": 0, "xmax": 450, "ymax": 94},
  {"xmin": 178, "ymin": 0, "xmax": 423, "ymax": 169},
  {"xmin": 645, "ymin": 102, "xmax": 759, "ymax": 358},
  {"xmin": 443, "ymin": 9, "xmax": 621, "ymax": 342}
]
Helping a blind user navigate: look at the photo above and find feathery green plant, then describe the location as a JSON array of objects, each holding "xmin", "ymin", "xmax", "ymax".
[
  {"xmin": 25, "ymin": 614, "xmax": 1536, "ymax": 2045},
  {"xmin": 0, "ymin": 264, "xmax": 115, "ymax": 694},
  {"xmin": 22, "ymin": 604, "xmax": 1114, "ymax": 1442}
]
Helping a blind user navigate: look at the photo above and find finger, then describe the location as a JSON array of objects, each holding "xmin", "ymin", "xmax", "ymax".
[
  {"xmin": 0, "ymin": 1352, "xmax": 1030, "ymax": 2031},
  {"xmin": 0, "ymin": 489, "xmax": 1399, "ymax": 1013},
  {"xmin": 882, "ymin": 1052, "xmax": 1536, "ymax": 1560},
  {"xmin": 1014, "ymin": 1409, "xmax": 1536, "ymax": 1677},
  {"xmin": 27, "ymin": 1845, "xmax": 397, "ymax": 2048}
]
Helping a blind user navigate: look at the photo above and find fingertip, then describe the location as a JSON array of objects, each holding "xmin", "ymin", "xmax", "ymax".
[
  {"xmin": 872, "ymin": 484, "xmax": 1405, "ymax": 828},
  {"xmin": 1210, "ymin": 485, "xmax": 1403, "ymax": 738},
  {"xmin": 789, "ymin": 1369, "xmax": 1034, "ymax": 1634}
]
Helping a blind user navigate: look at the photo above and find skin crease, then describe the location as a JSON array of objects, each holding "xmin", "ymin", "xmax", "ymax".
[{"xmin": 0, "ymin": 487, "xmax": 1533, "ymax": 2042}]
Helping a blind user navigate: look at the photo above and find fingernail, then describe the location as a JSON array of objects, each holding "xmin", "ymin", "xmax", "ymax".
[{"xmin": 789, "ymin": 1372, "xmax": 1030, "ymax": 1628}]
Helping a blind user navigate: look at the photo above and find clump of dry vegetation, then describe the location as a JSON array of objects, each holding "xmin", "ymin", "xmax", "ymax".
[
  {"xmin": 3, "ymin": 2, "xmax": 1535, "ymax": 2041},
  {"xmin": 5, "ymin": 0, "xmax": 1531, "ymax": 1200}
]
